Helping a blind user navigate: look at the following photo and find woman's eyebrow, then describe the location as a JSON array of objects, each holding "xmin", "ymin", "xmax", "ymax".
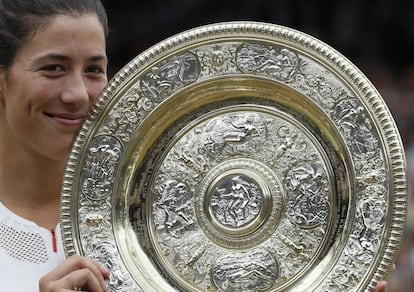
[
  {"xmin": 36, "ymin": 53, "xmax": 70, "ymax": 61},
  {"xmin": 35, "ymin": 53, "xmax": 107, "ymax": 62},
  {"xmin": 89, "ymin": 55, "xmax": 107, "ymax": 62}
]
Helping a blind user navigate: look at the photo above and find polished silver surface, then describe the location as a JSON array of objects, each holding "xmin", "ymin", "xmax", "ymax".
[{"xmin": 60, "ymin": 22, "xmax": 407, "ymax": 291}]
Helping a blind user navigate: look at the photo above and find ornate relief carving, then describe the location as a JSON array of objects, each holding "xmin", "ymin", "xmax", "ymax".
[{"xmin": 60, "ymin": 23, "xmax": 406, "ymax": 292}]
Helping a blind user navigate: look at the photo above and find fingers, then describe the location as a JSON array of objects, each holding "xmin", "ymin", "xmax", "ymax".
[
  {"xmin": 374, "ymin": 263, "xmax": 395, "ymax": 292},
  {"xmin": 375, "ymin": 280, "xmax": 388, "ymax": 292},
  {"xmin": 56, "ymin": 268, "xmax": 103, "ymax": 291},
  {"xmin": 39, "ymin": 255, "xmax": 109, "ymax": 292}
]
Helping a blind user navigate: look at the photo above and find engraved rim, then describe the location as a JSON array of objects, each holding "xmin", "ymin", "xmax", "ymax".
[{"xmin": 60, "ymin": 21, "xmax": 407, "ymax": 292}]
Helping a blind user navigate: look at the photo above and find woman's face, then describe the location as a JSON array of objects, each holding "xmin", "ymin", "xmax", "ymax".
[{"xmin": 0, "ymin": 14, "xmax": 108, "ymax": 162}]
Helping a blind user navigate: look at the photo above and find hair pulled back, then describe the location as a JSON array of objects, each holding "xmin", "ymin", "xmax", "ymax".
[{"xmin": 0, "ymin": 0, "xmax": 108, "ymax": 68}]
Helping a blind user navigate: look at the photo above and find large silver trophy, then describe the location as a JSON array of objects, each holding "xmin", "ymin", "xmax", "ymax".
[{"xmin": 60, "ymin": 22, "xmax": 407, "ymax": 291}]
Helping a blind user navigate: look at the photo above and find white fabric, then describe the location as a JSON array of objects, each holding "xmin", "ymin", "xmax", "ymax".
[{"xmin": 0, "ymin": 201, "xmax": 65, "ymax": 292}]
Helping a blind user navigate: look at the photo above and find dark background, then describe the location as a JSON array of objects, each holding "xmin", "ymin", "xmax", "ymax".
[
  {"xmin": 103, "ymin": 0, "xmax": 414, "ymax": 78},
  {"xmin": 103, "ymin": 1, "xmax": 414, "ymax": 290}
]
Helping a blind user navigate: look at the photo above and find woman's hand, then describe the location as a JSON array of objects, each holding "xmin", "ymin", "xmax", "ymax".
[
  {"xmin": 39, "ymin": 255, "xmax": 109, "ymax": 291},
  {"xmin": 375, "ymin": 263, "xmax": 396, "ymax": 292},
  {"xmin": 375, "ymin": 280, "xmax": 388, "ymax": 292}
]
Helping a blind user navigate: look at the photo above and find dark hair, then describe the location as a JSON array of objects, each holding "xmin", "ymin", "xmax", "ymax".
[{"xmin": 0, "ymin": 0, "xmax": 108, "ymax": 68}]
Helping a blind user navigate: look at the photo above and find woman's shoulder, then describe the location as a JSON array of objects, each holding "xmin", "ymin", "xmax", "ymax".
[{"xmin": 0, "ymin": 201, "xmax": 65, "ymax": 291}]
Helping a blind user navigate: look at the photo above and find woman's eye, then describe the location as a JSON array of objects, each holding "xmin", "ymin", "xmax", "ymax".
[
  {"xmin": 41, "ymin": 64, "xmax": 65, "ymax": 73},
  {"xmin": 87, "ymin": 65, "xmax": 105, "ymax": 74}
]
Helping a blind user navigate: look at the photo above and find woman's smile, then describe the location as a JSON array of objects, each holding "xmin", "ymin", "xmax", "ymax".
[{"xmin": 44, "ymin": 112, "xmax": 86, "ymax": 127}]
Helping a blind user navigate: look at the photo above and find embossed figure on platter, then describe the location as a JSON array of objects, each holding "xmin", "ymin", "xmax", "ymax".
[
  {"xmin": 203, "ymin": 113, "xmax": 267, "ymax": 157},
  {"xmin": 333, "ymin": 99, "xmax": 378, "ymax": 159},
  {"xmin": 236, "ymin": 43, "xmax": 299, "ymax": 81},
  {"xmin": 285, "ymin": 162, "xmax": 329, "ymax": 227},
  {"xmin": 212, "ymin": 249, "xmax": 278, "ymax": 291},
  {"xmin": 153, "ymin": 180, "xmax": 195, "ymax": 237},
  {"xmin": 80, "ymin": 135, "xmax": 123, "ymax": 200},
  {"xmin": 210, "ymin": 175, "xmax": 263, "ymax": 228},
  {"xmin": 140, "ymin": 52, "xmax": 201, "ymax": 101}
]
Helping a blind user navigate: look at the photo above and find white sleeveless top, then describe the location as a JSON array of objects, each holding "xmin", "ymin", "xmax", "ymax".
[{"xmin": 0, "ymin": 202, "xmax": 65, "ymax": 292}]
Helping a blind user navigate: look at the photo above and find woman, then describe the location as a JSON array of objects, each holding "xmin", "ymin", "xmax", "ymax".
[
  {"xmin": 0, "ymin": 0, "xmax": 393, "ymax": 291},
  {"xmin": 0, "ymin": 0, "xmax": 109, "ymax": 291}
]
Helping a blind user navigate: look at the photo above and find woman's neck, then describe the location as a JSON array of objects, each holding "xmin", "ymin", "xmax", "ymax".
[{"xmin": 0, "ymin": 148, "xmax": 66, "ymax": 229}]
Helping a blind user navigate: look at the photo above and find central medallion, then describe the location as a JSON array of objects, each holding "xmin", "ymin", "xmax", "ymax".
[
  {"xmin": 197, "ymin": 158, "xmax": 283, "ymax": 249},
  {"xmin": 208, "ymin": 173, "xmax": 264, "ymax": 230}
]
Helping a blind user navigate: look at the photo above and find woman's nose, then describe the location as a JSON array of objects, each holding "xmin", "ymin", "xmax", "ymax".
[{"xmin": 60, "ymin": 73, "xmax": 90, "ymax": 106}]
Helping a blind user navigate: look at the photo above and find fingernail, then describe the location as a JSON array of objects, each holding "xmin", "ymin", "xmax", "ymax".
[{"xmin": 100, "ymin": 265, "xmax": 110, "ymax": 275}]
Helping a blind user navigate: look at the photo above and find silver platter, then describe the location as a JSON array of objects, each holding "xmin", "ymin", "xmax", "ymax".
[{"xmin": 60, "ymin": 22, "xmax": 407, "ymax": 291}]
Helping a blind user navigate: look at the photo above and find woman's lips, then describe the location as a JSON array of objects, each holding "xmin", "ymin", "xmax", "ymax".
[{"xmin": 45, "ymin": 113, "xmax": 85, "ymax": 127}]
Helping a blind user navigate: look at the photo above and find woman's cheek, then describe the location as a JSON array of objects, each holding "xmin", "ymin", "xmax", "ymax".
[
  {"xmin": 90, "ymin": 81, "xmax": 107, "ymax": 102},
  {"xmin": 36, "ymin": 80, "xmax": 63, "ymax": 102}
]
